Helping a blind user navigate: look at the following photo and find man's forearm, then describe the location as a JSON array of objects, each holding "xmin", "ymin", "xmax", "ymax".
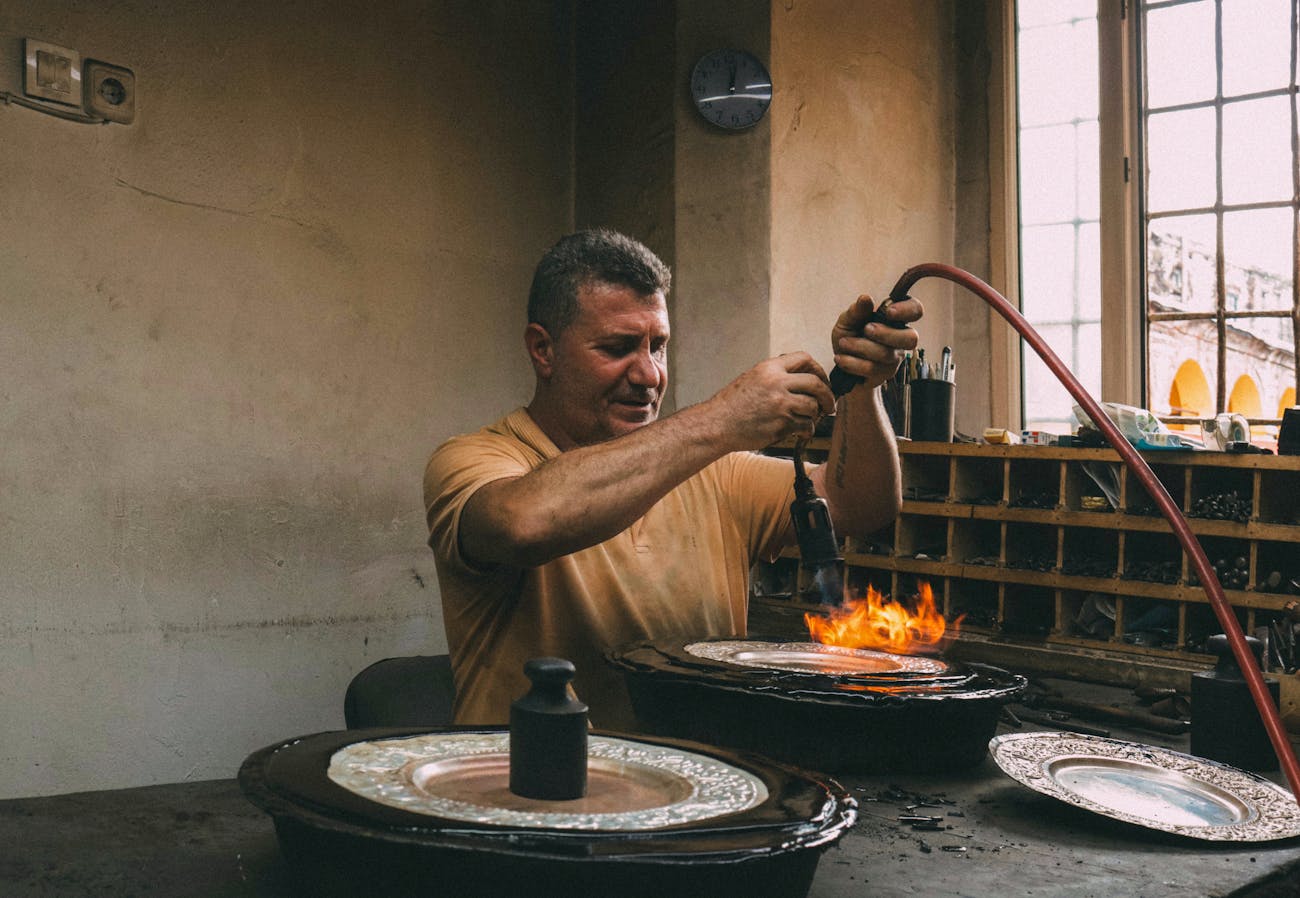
[
  {"xmin": 460, "ymin": 403, "xmax": 729, "ymax": 568},
  {"xmin": 813, "ymin": 386, "xmax": 903, "ymax": 538}
]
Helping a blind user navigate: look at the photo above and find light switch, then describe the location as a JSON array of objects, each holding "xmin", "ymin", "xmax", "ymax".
[{"xmin": 24, "ymin": 39, "xmax": 81, "ymax": 106}]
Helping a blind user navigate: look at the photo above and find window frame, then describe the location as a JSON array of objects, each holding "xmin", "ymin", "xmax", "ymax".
[{"xmin": 999, "ymin": 0, "xmax": 1299, "ymax": 431}]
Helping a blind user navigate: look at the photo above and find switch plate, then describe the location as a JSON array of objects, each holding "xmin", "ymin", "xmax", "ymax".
[
  {"xmin": 24, "ymin": 38, "xmax": 81, "ymax": 106},
  {"xmin": 84, "ymin": 60, "xmax": 135, "ymax": 124}
]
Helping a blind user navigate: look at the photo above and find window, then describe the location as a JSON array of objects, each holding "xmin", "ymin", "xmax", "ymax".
[
  {"xmin": 1014, "ymin": 0, "xmax": 1299, "ymax": 442},
  {"xmin": 1016, "ymin": 2, "xmax": 1102, "ymax": 432}
]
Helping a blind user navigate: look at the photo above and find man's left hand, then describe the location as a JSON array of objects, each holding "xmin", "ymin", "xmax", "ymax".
[{"xmin": 831, "ymin": 294, "xmax": 922, "ymax": 390}]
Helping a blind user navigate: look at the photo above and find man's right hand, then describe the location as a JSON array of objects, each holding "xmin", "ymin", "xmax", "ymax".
[{"xmin": 705, "ymin": 352, "xmax": 835, "ymax": 451}]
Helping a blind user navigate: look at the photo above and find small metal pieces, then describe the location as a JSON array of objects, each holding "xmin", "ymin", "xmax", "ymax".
[
  {"xmin": 1060, "ymin": 554, "xmax": 1116, "ymax": 578},
  {"xmin": 1005, "ymin": 552, "xmax": 1056, "ymax": 573},
  {"xmin": 1189, "ymin": 490, "xmax": 1253, "ymax": 523},
  {"xmin": 1009, "ymin": 490, "xmax": 1057, "ymax": 509},
  {"xmin": 898, "ymin": 814, "xmax": 944, "ymax": 825},
  {"xmin": 1122, "ymin": 558, "xmax": 1181, "ymax": 584}
]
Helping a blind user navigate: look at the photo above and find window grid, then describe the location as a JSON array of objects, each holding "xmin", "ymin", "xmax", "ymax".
[{"xmin": 1141, "ymin": 0, "xmax": 1300, "ymax": 425}]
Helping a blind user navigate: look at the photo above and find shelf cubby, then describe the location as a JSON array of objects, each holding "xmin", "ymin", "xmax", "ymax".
[{"xmin": 754, "ymin": 441, "xmax": 1300, "ymax": 693}]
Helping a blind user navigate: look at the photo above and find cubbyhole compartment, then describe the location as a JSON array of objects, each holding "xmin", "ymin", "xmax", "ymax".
[
  {"xmin": 895, "ymin": 514, "xmax": 948, "ymax": 560},
  {"xmin": 952, "ymin": 457, "xmax": 1004, "ymax": 506},
  {"xmin": 1001, "ymin": 585, "xmax": 1055, "ymax": 637},
  {"xmin": 1005, "ymin": 522, "xmax": 1058, "ymax": 572},
  {"xmin": 1120, "ymin": 532, "xmax": 1181, "ymax": 584},
  {"xmin": 845, "ymin": 524, "xmax": 894, "ymax": 557},
  {"xmin": 1254, "ymin": 610, "xmax": 1299, "ymax": 673},
  {"xmin": 1123, "ymin": 462, "xmax": 1185, "ymax": 516},
  {"xmin": 1062, "ymin": 590, "xmax": 1118, "ymax": 640},
  {"xmin": 1258, "ymin": 469, "xmax": 1300, "ymax": 526},
  {"xmin": 1121, "ymin": 597, "xmax": 1181, "ymax": 649},
  {"xmin": 1060, "ymin": 528, "xmax": 1118, "ymax": 578},
  {"xmin": 949, "ymin": 578, "xmax": 999, "ymax": 631},
  {"xmin": 901, "ymin": 453, "xmax": 950, "ymax": 503},
  {"xmin": 750, "ymin": 557, "xmax": 798, "ymax": 600},
  {"xmin": 1255, "ymin": 540, "xmax": 1300, "ymax": 595},
  {"xmin": 1184, "ymin": 603, "xmax": 1248, "ymax": 655},
  {"xmin": 845, "ymin": 565, "xmax": 893, "ymax": 600},
  {"xmin": 1065, "ymin": 460, "xmax": 1119, "ymax": 513},
  {"xmin": 1187, "ymin": 536, "xmax": 1252, "ymax": 591},
  {"xmin": 950, "ymin": 519, "xmax": 1000, "ymax": 566},
  {"xmin": 897, "ymin": 572, "xmax": 944, "ymax": 608},
  {"xmin": 1188, "ymin": 467, "xmax": 1254, "ymax": 522},
  {"xmin": 1007, "ymin": 458, "xmax": 1060, "ymax": 509}
]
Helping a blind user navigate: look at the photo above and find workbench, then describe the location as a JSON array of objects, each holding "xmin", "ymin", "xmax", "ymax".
[{"xmin": 6, "ymin": 686, "xmax": 1300, "ymax": 898}]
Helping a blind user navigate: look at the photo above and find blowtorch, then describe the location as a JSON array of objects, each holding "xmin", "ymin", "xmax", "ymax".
[{"xmin": 790, "ymin": 296, "xmax": 909, "ymax": 605}]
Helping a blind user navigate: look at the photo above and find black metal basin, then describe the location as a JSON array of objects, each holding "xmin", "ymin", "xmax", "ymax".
[
  {"xmin": 239, "ymin": 726, "xmax": 857, "ymax": 898},
  {"xmin": 607, "ymin": 637, "xmax": 1027, "ymax": 773}
]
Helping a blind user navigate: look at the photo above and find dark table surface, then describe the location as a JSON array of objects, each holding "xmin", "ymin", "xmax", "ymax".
[{"xmin": 6, "ymin": 683, "xmax": 1300, "ymax": 898}]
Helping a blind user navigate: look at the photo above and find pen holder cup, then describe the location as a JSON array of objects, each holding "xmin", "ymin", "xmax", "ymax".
[{"xmin": 909, "ymin": 379, "xmax": 955, "ymax": 442}]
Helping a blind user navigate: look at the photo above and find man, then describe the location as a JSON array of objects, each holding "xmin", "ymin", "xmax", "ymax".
[{"xmin": 425, "ymin": 229, "xmax": 920, "ymax": 729}]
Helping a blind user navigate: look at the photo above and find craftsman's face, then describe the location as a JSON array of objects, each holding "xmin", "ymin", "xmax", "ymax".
[{"xmin": 537, "ymin": 282, "xmax": 669, "ymax": 449}]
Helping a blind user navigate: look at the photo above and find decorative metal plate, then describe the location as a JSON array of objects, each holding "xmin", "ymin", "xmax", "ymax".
[
  {"xmin": 684, "ymin": 640, "xmax": 948, "ymax": 676},
  {"xmin": 990, "ymin": 731, "xmax": 1300, "ymax": 842},
  {"xmin": 328, "ymin": 732, "xmax": 768, "ymax": 831}
]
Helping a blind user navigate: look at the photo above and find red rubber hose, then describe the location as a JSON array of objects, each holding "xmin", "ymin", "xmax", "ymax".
[{"xmin": 890, "ymin": 262, "xmax": 1300, "ymax": 803}]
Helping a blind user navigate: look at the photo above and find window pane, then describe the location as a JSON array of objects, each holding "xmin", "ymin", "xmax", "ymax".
[
  {"xmin": 1224, "ymin": 370, "xmax": 1264, "ymax": 417},
  {"xmin": 1147, "ymin": 215, "xmax": 1218, "ymax": 313},
  {"xmin": 1223, "ymin": 0, "xmax": 1293, "ymax": 97},
  {"xmin": 1022, "ymin": 224, "xmax": 1080, "ymax": 320},
  {"xmin": 1145, "ymin": 1, "xmax": 1217, "ymax": 108},
  {"xmin": 1149, "ymin": 320, "xmax": 1218, "ymax": 417},
  {"xmin": 1076, "ymin": 119, "xmax": 1101, "ymax": 221},
  {"xmin": 1223, "ymin": 97, "xmax": 1294, "ymax": 205},
  {"xmin": 1020, "ymin": 125, "xmax": 1081, "ymax": 223},
  {"xmin": 1018, "ymin": 20, "xmax": 1099, "ymax": 127},
  {"xmin": 1018, "ymin": 0, "xmax": 1096, "ymax": 30},
  {"xmin": 1078, "ymin": 221, "xmax": 1101, "ymax": 307},
  {"xmin": 1224, "ymin": 207, "xmax": 1295, "ymax": 314},
  {"xmin": 1023, "ymin": 325, "xmax": 1084, "ymax": 431},
  {"xmin": 1017, "ymin": 2, "xmax": 1101, "ymax": 428},
  {"xmin": 1146, "ymin": 108, "xmax": 1217, "ymax": 212}
]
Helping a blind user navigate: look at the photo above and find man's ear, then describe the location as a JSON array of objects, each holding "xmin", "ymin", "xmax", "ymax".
[{"xmin": 525, "ymin": 323, "xmax": 555, "ymax": 380}]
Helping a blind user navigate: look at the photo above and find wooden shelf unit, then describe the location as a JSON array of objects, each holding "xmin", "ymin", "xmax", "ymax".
[{"xmin": 752, "ymin": 441, "xmax": 1300, "ymax": 688}]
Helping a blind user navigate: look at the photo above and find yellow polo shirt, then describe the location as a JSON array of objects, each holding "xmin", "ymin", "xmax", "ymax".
[{"xmin": 424, "ymin": 408, "xmax": 796, "ymax": 731}]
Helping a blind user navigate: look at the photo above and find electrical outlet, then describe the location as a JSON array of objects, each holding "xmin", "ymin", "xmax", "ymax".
[
  {"xmin": 84, "ymin": 60, "xmax": 135, "ymax": 124},
  {"xmin": 24, "ymin": 38, "xmax": 81, "ymax": 106}
]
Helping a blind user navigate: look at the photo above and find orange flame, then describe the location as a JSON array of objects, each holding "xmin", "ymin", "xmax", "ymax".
[{"xmin": 804, "ymin": 582, "xmax": 958, "ymax": 655}]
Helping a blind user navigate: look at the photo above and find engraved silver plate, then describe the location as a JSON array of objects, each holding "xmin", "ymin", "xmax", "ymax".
[
  {"xmin": 990, "ymin": 731, "xmax": 1300, "ymax": 841},
  {"xmin": 328, "ymin": 733, "xmax": 768, "ymax": 831},
  {"xmin": 684, "ymin": 640, "xmax": 948, "ymax": 676}
]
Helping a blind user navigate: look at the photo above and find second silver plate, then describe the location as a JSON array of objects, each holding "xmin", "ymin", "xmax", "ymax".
[{"xmin": 990, "ymin": 731, "xmax": 1300, "ymax": 842}]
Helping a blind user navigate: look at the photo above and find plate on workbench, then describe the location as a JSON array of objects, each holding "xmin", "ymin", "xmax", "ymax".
[{"xmin": 990, "ymin": 731, "xmax": 1300, "ymax": 842}]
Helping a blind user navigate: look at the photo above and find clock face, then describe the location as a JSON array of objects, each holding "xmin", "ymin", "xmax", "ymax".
[{"xmin": 690, "ymin": 49, "xmax": 772, "ymax": 131}]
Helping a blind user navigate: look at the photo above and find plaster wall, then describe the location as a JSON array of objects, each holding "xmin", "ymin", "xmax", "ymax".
[
  {"xmin": 672, "ymin": 1, "xmax": 774, "ymax": 409},
  {"xmin": 0, "ymin": 0, "xmax": 572, "ymax": 798},
  {"xmin": 770, "ymin": 0, "xmax": 958, "ymax": 400}
]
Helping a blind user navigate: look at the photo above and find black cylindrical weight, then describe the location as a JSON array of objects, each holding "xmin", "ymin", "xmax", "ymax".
[{"xmin": 509, "ymin": 657, "xmax": 588, "ymax": 800}]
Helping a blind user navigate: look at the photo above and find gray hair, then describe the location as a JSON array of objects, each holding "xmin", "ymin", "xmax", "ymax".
[{"xmin": 526, "ymin": 229, "xmax": 671, "ymax": 334}]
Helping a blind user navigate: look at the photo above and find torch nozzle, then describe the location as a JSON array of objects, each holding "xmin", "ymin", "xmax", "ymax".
[{"xmin": 790, "ymin": 439, "xmax": 844, "ymax": 604}]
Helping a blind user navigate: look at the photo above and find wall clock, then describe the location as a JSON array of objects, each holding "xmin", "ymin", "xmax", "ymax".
[{"xmin": 690, "ymin": 49, "xmax": 772, "ymax": 131}]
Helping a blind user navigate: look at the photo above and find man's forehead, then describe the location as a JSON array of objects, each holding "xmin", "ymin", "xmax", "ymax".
[{"xmin": 575, "ymin": 282, "xmax": 669, "ymax": 329}]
